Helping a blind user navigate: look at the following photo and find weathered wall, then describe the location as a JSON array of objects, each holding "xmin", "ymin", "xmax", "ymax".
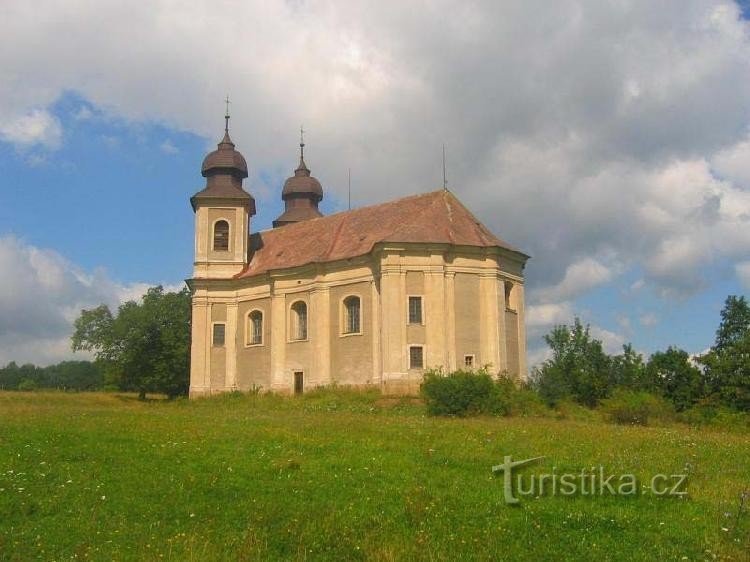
[
  {"xmin": 236, "ymin": 297, "xmax": 272, "ymax": 390},
  {"xmin": 454, "ymin": 272, "xmax": 480, "ymax": 368},
  {"xmin": 329, "ymin": 281, "xmax": 373, "ymax": 385}
]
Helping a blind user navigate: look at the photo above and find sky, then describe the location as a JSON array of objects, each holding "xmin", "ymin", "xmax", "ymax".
[{"xmin": 1, "ymin": 0, "xmax": 749, "ymax": 367}]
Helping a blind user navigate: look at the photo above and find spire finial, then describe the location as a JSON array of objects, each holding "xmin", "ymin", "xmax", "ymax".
[
  {"xmin": 299, "ymin": 124, "xmax": 305, "ymax": 160},
  {"xmin": 224, "ymin": 95, "xmax": 231, "ymax": 133}
]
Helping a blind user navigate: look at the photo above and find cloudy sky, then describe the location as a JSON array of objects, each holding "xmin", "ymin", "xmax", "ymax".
[{"xmin": 1, "ymin": 0, "xmax": 749, "ymax": 366}]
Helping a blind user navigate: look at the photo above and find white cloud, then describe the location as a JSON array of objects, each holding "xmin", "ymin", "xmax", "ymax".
[
  {"xmin": 590, "ymin": 325, "xmax": 626, "ymax": 355},
  {"xmin": 712, "ymin": 136, "xmax": 750, "ymax": 188},
  {"xmin": 0, "ymin": 0, "xmax": 748, "ymax": 339},
  {"xmin": 526, "ymin": 302, "xmax": 574, "ymax": 328},
  {"xmin": 0, "ymin": 236, "xmax": 177, "ymax": 366},
  {"xmin": 535, "ymin": 257, "xmax": 618, "ymax": 303},
  {"xmin": 0, "ymin": 109, "xmax": 62, "ymax": 149}
]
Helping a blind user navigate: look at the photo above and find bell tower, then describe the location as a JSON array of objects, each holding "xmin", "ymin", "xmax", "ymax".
[{"xmin": 190, "ymin": 106, "xmax": 255, "ymax": 279}]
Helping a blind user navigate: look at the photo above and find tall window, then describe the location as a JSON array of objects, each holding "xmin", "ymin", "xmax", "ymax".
[
  {"xmin": 343, "ymin": 296, "xmax": 361, "ymax": 334},
  {"xmin": 212, "ymin": 323, "xmax": 226, "ymax": 346},
  {"xmin": 248, "ymin": 310, "xmax": 263, "ymax": 345},
  {"xmin": 291, "ymin": 301, "xmax": 307, "ymax": 341},
  {"xmin": 213, "ymin": 220, "xmax": 229, "ymax": 251},
  {"xmin": 408, "ymin": 296, "xmax": 423, "ymax": 324},
  {"xmin": 409, "ymin": 346, "xmax": 424, "ymax": 369}
]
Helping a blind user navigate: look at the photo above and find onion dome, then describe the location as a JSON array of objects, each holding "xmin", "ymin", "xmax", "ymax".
[
  {"xmin": 201, "ymin": 130, "xmax": 248, "ymax": 179},
  {"xmin": 273, "ymin": 131, "xmax": 324, "ymax": 227},
  {"xmin": 190, "ymin": 113, "xmax": 255, "ymax": 216}
]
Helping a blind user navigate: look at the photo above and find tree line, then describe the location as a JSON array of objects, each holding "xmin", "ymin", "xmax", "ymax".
[
  {"xmin": 0, "ymin": 360, "xmax": 103, "ymax": 391},
  {"xmin": 532, "ymin": 295, "xmax": 750, "ymax": 412}
]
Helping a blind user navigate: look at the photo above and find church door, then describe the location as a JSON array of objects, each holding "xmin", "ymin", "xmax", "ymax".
[{"xmin": 294, "ymin": 371, "xmax": 304, "ymax": 395}]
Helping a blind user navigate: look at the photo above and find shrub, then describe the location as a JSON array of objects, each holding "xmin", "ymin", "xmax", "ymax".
[
  {"xmin": 421, "ymin": 368, "xmax": 509, "ymax": 417},
  {"xmin": 678, "ymin": 401, "xmax": 750, "ymax": 431},
  {"xmin": 496, "ymin": 374, "xmax": 550, "ymax": 417},
  {"xmin": 17, "ymin": 378, "xmax": 38, "ymax": 392},
  {"xmin": 600, "ymin": 389, "xmax": 674, "ymax": 426},
  {"xmin": 553, "ymin": 398, "xmax": 597, "ymax": 422}
]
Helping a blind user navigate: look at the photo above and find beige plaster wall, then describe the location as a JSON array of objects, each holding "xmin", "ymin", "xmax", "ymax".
[
  {"xmin": 329, "ymin": 281, "xmax": 373, "ymax": 385},
  {"xmin": 189, "ymin": 242, "xmax": 528, "ymax": 396},
  {"xmin": 454, "ymin": 272, "xmax": 480, "ymax": 368},
  {"xmin": 236, "ymin": 298, "xmax": 272, "ymax": 390}
]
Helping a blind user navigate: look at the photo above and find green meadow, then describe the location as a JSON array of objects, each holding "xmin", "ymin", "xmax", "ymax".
[{"xmin": 0, "ymin": 390, "xmax": 748, "ymax": 561}]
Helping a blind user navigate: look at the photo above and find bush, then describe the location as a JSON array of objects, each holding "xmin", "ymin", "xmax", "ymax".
[
  {"xmin": 678, "ymin": 401, "xmax": 750, "ymax": 431},
  {"xmin": 600, "ymin": 389, "xmax": 674, "ymax": 426},
  {"xmin": 17, "ymin": 378, "xmax": 38, "ymax": 392},
  {"xmin": 421, "ymin": 368, "xmax": 511, "ymax": 417},
  {"xmin": 496, "ymin": 375, "xmax": 550, "ymax": 417},
  {"xmin": 553, "ymin": 398, "xmax": 597, "ymax": 422}
]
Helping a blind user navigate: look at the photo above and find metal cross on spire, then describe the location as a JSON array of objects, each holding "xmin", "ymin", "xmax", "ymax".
[
  {"xmin": 299, "ymin": 124, "xmax": 305, "ymax": 160},
  {"xmin": 224, "ymin": 95, "xmax": 231, "ymax": 133}
]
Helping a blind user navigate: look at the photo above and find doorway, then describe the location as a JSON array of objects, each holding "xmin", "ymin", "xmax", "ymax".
[{"xmin": 293, "ymin": 371, "xmax": 304, "ymax": 395}]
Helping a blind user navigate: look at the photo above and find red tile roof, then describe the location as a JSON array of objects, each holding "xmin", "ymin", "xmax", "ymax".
[{"xmin": 237, "ymin": 190, "xmax": 527, "ymax": 278}]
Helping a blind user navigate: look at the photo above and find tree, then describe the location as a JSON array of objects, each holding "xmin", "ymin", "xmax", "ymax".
[
  {"xmin": 534, "ymin": 318, "xmax": 613, "ymax": 407},
  {"xmin": 644, "ymin": 347, "xmax": 704, "ymax": 411},
  {"xmin": 699, "ymin": 295, "xmax": 750, "ymax": 411},
  {"xmin": 713, "ymin": 296, "xmax": 750, "ymax": 351},
  {"xmin": 611, "ymin": 344, "xmax": 646, "ymax": 390},
  {"xmin": 72, "ymin": 286, "xmax": 191, "ymax": 399}
]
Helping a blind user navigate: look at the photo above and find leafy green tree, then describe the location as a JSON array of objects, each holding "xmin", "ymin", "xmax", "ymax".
[
  {"xmin": 611, "ymin": 344, "xmax": 646, "ymax": 389},
  {"xmin": 534, "ymin": 318, "xmax": 613, "ymax": 407},
  {"xmin": 699, "ymin": 295, "xmax": 750, "ymax": 411},
  {"xmin": 644, "ymin": 347, "xmax": 704, "ymax": 411},
  {"xmin": 72, "ymin": 286, "xmax": 191, "ymax": 399}
]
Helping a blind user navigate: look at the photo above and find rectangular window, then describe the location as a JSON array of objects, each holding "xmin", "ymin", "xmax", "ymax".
[
  {"xmin": 464, "ymin": 355, "xmax": 475, "ymax": 368},
  {"xmin": 212, "ymin": 323, "xmax": 226, "ymax": 347},
  {"xmin": 409, "ymin": 346, "xmax": 424, "ymax": 369},
  {"xmin": 408, "ymin": 296, "xmax": 423, "ymax": 324}
]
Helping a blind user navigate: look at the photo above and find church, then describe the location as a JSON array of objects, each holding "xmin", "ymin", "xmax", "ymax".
[{"xmin": 187, "ymin": 117, "xmax": 529, "ymax": 397}]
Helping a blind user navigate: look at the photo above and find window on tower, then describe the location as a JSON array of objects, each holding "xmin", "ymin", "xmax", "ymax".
[{"xmin": 213, "ymin": 220, "xmax": 230, "ymax": 251}]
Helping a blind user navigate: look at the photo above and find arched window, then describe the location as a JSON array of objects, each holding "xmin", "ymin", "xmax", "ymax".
[
  {"xmin": 213, "ymin": 220, "xmax": 230, "ymax": 251},
  {"xmin": 343, "ymin": 296, "xmax": 361, "ymax": 334},
  {"xmin": 248, "ymin": 310, "xmax": 263, "ymax": 345},
  {"xmin": 290, "ymin": 301, "xmax": 307, "ymax": 341}
]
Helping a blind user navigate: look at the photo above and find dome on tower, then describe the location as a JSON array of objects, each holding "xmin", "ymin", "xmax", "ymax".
[
  {"xmin": 281, "ymin": 159, "xmax": 323, "ymax": 201},
  {"xmin": 201, "ymin": 131, "xmax": 248, "ymax": 178},
  {"xmin": 273, "ymin": 133, "xmax": 325, "ymax": 228},
  {"xmin": 190, "ymin": 112, "xmax": 255, "ymax": 216}
]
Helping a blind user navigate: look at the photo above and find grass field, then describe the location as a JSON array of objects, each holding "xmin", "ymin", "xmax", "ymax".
[{"xmin": 0, "ymin": 390, "xmax": 748, "ymax": 561}]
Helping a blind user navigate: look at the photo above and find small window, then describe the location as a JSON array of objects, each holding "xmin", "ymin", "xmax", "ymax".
[
  {"xmin": 248, "ymin": 311, "xmax": 263, "ymax": 345},
  {"xmin": 408, "ymin": 296, "xmax": 423, "ymax": 324},
  {"xmin": 343, "ymin": 296, "xmax": 361, "ymax": 334},
  {"xmin": 409, "ymin": 346, "xmax": 424, "ymax": 369},
  {"xmin": 464, "ymin": 355, "xmax": 475, "ymax": 368},
  {"xmin": 212, "ymin": 323, "xmax": 226, "ymax": 346},
  {"xmin": 213, "ymin": 220, "xmax": 230, "ymax": 251},
  {"xmin": 291, "ymin": 301, "xmax": 308, "ymax": 341}
]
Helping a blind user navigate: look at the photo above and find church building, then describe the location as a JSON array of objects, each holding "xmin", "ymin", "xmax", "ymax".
[{"xmin": 188, "ymin": 118, "xmax": 529, "ymax": 397}]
